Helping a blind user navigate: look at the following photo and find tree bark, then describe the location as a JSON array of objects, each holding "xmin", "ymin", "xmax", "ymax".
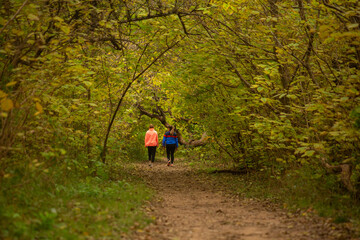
[
  {"xmin": 296, "ymin": 0, "xmax": 320, "ymax": 88},
  {"xmin": 320, "ymin": 157, "xmax": 356, "ymax": 193},
  {"xmin": 268, "ymin": 0, "xmax": 291, "ymax": 90}
]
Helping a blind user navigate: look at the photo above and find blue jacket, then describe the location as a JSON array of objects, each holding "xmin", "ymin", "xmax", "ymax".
[{"xmin": 162, "ymin": 131, "xmax": 179, "ymax": 148}]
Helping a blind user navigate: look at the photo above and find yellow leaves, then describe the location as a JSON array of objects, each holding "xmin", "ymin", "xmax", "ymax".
[
  {"xmin": 1, "ymin": 98, "xmax": 14, "ymax": 112},
  {"xmin": 302, "ymin": 150, "xmax": 315, "ymax": 157},
  {"xmin": 29, "ymin": 159, "xmax": 43, "ymax": 171},
  {"xmin": 54, "ymin": 21, "xmax": 71, "ymax": 34},
  {"xmin": 342, "ymin": 157, "xmax": 355, "ymax": 164},
  {"xmin": 3, "ymin": 173, "xmax": 11, "ymax": 178},
  {"xmin": 347, "ymin": 23, "xmax": 359, "ymax": 29},
  {"xmin": 105, "ymin": 22, "xmax": 113, "ymax": 29},
  {"xmin": 53, "ymin": 16, "xmax": 64, "ymax": 22},
  {"xmin": 287, "ymin": 94, "xmax": 298, "ymax": 100},
  {"xmin": 222, "ymin": 3, "xmax": 230, "ymax": 11},
  {"xmin": 6, "ymin": 81, "xmax": 17, "ymax": 87},
  {"xmin": 11, "ymin": 29, "xmax": 24, "ymax": 36},
  {"xmin": 0, "ymin": 90, "xmax": 7, "ymax": 98},
  {"xmin": 319, "ymin": 25, "xmax": 332, "ymax": 40},
  {"xmin": 260, "ymin": 97, "xmax": 268, "ymax": 103},
  {"xmin": 35, "ymin": 102, "xmax": 43, "ymax": 113},
  {"xmin": 340, "ymin": 96, "xmax": 349, "ymax": 102},
  {"xmin": 0, "ymin": 17, "xmax": 5, "ymax": 25},
  {"xmin": 34, "ymin": 99, "xmax": 44, "ymax": 116},
  {"xmin": 276, "ymin": 47, "xmax": 284, "ymax": 55},
  {"xmin": 67, "ymin": 65, "xmax": 87, "ymax": 73},
  {"xmin": 28, "ymin": 3, "xmax": 40, "ymax": 9},
  {"xmin": 83, "ymin": 81, "xmax": 92, "ymax": 88},
  {"xmin": 221, "ymin": 2, "xmax": 239, "ymax": 15},
  {"xmin": 60, "ymin": 25, "xmax": 71, "ymax": 34},
  {"xmin": 347, "ymin": 88, "xmax": 359, "ymax": 97},
  {"xmin": 0, "ymin": 84, "xmax": 17, "ymax": 115},
  {"xmin": 27, "ymin": 39, "xmax": 35, "ymax": 45},
  {"xmin": 320, "ymin": 23, "xmax": 360, "ymax": 44},
  {"xmin": 1, "ymin": 90, "xmax": 13, "ymax": 112},
  {"xmin": 75, "ymin": 130, "xmax": 83, "ymax": 135},
  {"xmin": 313, "ymin": 143, "xmax": 324, "ymax": 152},
  {"xmin": 27, "ymin": 13, "xmax": 39, "ymax": 21},
  {"xmin": 59, "ymin": 148, "xmax": 66, "ymax": 155}
]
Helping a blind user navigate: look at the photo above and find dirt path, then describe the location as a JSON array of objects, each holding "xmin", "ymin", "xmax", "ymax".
[{"xmin": 131, "ymin": 158, "xmax": 353, "ymax": 240}]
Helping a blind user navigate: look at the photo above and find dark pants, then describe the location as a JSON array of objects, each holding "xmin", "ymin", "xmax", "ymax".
[
  {"xmin": 147, "ymin": 146, "xmax": 157, "ymax": 162},
  {"xmin": 166, "ymin": 144, "xmax": 177, "ymax": 164}
]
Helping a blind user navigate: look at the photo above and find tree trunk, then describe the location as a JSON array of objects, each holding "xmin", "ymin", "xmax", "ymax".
[
  {"xmin": 268, "ymin": 0, "xmax": 291, "ymax": 90},
  {"xmin": 320, "ymin": 157, "xmax": 356, "ymax": 193}
]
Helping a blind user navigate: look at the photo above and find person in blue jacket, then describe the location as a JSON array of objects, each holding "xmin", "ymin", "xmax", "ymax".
[{"xmin": 162, "ymin": 125, "xmax": 178, "ymax": 166}]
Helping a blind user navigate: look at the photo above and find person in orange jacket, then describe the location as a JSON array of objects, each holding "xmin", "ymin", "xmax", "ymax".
[{"xmin": 144, "ymin": 124, "xmax": 159, "ymax": 167}]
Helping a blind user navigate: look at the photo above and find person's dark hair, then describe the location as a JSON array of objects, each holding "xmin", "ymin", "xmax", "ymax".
[
  {"xmin": 168, "ymin": 125, "xmax": 175, "ymax": 135},
  {"xmin": 149, "ymin": 124, "xmax": 154, "ymax": 128}
]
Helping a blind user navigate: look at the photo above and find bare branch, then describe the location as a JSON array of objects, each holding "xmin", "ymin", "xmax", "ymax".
[
  {"xmin": 118, "ymin": 8, "xmax": 179, "ymax": 24},
  {"xmin": 0, "ymin": 0, "xmax": 30, "ymax": 35},
  {"xmin": 225, "ymin": 59, "xmax": 254, "ymax": 90},
  {"xmin": 137, "ymin": 103, "xmax": 208, "ymax": 147},
  {"xmin": 177, "ymin": 14, "xmax": 189, "ymax": 36}
]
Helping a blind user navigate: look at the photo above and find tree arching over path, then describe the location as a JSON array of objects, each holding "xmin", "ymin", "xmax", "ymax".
[
  {"xmin": 1, "ymin": 0, "xmax": 359, "ymax": 194},
  {"xmin": 137, "ymin": 103, "xmax": 208, "ymax": 147},
  {"xmin": 100, "ymin": 37, "xmax": 181, "ymax": 162}
]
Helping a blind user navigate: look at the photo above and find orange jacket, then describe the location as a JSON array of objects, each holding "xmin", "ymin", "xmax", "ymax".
[{"xmin": 145, "ymin": 129, "xmax": 158, "ymax": 147}]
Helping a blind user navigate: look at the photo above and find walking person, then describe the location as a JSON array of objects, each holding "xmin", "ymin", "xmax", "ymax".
[
  {"xmin": 162, "ymin": 125, "xmax": 178, "ymax": 167},
  {"xmin": 145, "ymin": 124, "xmax": 158, "ymax": 167}
]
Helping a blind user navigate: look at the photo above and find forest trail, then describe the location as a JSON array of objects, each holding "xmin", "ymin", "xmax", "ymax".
[{"xmin": 130, "ymin": 158, "xmax": 351, "ymax": 240}]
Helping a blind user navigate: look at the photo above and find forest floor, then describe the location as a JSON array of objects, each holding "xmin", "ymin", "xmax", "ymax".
[{"xmin": 129, "ymin": 158, "xmax": 355, "ymax": 240}]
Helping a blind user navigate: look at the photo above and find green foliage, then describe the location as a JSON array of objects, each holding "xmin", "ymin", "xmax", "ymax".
[
  {"xmin": 0, "ymin": 162, "xmax": 152, "ymax": 239},
  {"xmin": 155, "ymin": 0, "xmax": 360, "ymax": 195},
  {"xmin": 1, "ymin": 0, "xmax": 360, "ymax": 237},
  {"xmin": 351, "ymin": 106, "xmax": 360, "ymax": 129}
]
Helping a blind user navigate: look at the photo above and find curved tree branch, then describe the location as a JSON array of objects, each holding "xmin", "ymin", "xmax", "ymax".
[
  {"xmin": 137, "ymin": 104, "xmax": 207, "ymax": 147},
  {"xmin": 100, "ymin": 38, "xmax": 180, "ymax": 163}
]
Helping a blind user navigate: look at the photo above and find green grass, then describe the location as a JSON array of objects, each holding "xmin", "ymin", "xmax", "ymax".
[{"xmin": 0, "ymin": 161, "xmax": 153, "ymax": 239}]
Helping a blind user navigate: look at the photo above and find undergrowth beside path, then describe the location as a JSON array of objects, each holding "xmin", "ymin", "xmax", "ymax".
[{"xmin": 0, "ymin": 162, "xmax": 152, "ymax": 239}]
